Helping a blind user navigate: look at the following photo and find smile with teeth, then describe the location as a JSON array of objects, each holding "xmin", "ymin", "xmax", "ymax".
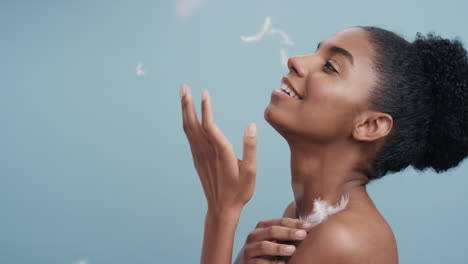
[{"xmin": 277, "ymin": 83, "xmax": 303, "ymax": 99}]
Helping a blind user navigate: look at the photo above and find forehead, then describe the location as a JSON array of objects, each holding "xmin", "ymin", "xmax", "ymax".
[
  {"xmin": 321, "ymin": 27, "xmax": 376, "ymax": 68},
  {"xmin": 321, "ymin": 27, "xmax": 378, "ymax": 105}
]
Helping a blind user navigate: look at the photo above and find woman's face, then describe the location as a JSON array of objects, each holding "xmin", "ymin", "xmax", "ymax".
[{"xmin": 264, "ymin": 27, "xmax": 378, "ymax": 144}]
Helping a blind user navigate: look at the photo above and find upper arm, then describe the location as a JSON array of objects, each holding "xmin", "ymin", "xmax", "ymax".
[
  {"xmin": 282, "ymin": 200, "xmax": 297, "ymax": 218},
  {"xmin": 287, "ymin": 217, "xmax": 367, "ymax": 264}
]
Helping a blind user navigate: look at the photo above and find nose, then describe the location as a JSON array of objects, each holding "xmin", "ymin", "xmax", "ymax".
[
  {"xmin": 287, "ymin": 53, "xmax": 322, "ymax": 78},
  {"xmin": 287, "ymin": 55, "xmax": 308, "ymax": 78}
]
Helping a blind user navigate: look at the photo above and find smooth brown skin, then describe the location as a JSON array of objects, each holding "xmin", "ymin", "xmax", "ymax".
[
  {"xmin": 263, "ymin": 27, "xmax": 398, "ymax": 263},
  {"xmin": 181, "ymin": 26, "xmax": 398, "ymax": 264}
]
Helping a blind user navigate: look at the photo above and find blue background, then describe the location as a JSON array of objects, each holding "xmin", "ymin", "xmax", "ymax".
[{"xmin": 1, "ymin": 0, "xmax": 467, "ymax": 263}]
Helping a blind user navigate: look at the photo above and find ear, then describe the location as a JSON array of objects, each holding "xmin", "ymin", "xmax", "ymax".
[{"xmin": 352, "ymin": 112, "xmax": 393, "ymax": 142}]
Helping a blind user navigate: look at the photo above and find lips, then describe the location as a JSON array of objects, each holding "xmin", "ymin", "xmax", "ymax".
[{"xmin": 282, "ymin": 76, "xmax": 303, "ymax": 99}]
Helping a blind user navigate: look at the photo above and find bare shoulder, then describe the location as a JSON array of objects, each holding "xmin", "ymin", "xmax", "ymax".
[
  {"xmin": 288, "ymin": 207, "xmax": 398, "ymax": 264},
  {"xmin": 282, "ymin": 200, "xmax": 297, "ymax": 218}
]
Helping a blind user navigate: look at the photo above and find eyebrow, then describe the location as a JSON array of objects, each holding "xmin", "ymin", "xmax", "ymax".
[{"xmin": 316, "ymin": 41, "xmax": 354, "ymax": 66}]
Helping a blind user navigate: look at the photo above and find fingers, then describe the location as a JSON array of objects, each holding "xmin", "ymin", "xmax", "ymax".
[
  {"xmin": 245, "ymin": 259, "xmax": 285, "ymax": 264},
  {"xmin": 240, "ymin": 123, "xmax": 257, "ymax": 185},
  {"xmin": 199, "ymin": 90, "xmax": 234, "ymax": 152},
  {"xmin": 242, "ymin": 123, "xmax": 257, "ymax": 165},
  {"xmin": 247, "ymin": 226, "xmax": 307, "ymax": 243},
  {"xmin": 256, "ymin": 218, "xmax": 314, "ymax": 230},
  {"xmin": 244, "ymin": 241, "xmax": 296, "ymax": 259},
  {"xmin": 240, "ymin": 218, "xmax": 314, "ymax": 263},
  {"xmin": 201, "ymin": 90, "xmax": 214, "ymax": 130},
  {"xmin": 180, "ymin": 84, "xmax": 202, "ymax": 137},
  {"xmin": 180, "ymin": 86, "xmax": 232, "ymax": 153}
]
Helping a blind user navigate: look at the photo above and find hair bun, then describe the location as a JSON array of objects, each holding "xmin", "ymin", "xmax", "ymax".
[{"xmin": 411, "ymin": 33, "xmax": 468, "ymax": 172}]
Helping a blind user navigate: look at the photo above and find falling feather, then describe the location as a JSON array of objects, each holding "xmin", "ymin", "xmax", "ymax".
[
  {"xmin": 280, "ymin": 48, "xmax": 289, "ymax": 69},
  {"xmin": 72, "ymin": 259, "xmax": 89, "ymax": 264},
  {"xmin": 176, "ymin": 0, "xmax": 207, "ymax": 22},
  {"xmin": 240, "ymin": 16, "xmax": 272, "ymax": 43},
  {"xmin": 136, "ymin": 62, "xmax": 145, "ymax": 76},
  {"xmin": 269, "ymin": 28, "xmax": 295, "ymax": 46},
  {"xmin": 241, "ymin": 17, "xmax": 294, "ymax": 68}
]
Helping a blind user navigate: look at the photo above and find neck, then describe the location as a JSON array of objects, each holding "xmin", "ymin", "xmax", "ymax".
[{"xmin": 288, "ymin": 139, "xmax": 371, "ymax": 219}]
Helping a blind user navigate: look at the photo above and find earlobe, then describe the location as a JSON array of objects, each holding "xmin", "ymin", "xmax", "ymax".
[{"xmin": 353, "ymin": 113, "xmax": 393, "ymax": 142}]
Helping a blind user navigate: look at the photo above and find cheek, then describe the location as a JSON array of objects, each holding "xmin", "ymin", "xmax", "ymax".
[
  {"xmin": 299, "ymin": 79, "xmax": 357, "ymax": 139},
  {"xmin": 306, "ymin": 74, "xmax": 343, "ymax": 99},
  {"xmin": 298, "ymin": 97, "xmax": 354, "ymax": 137}
]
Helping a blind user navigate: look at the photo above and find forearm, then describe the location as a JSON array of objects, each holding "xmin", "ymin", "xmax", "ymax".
[{"xmin": 200, "ymin": 208, "xmax": 242, "ymax": 264}]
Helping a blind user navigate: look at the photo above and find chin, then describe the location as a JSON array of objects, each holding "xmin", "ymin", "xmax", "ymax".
[{"xmin": 264, "ymin": 103, "xmax": 295, "ymax": 140}]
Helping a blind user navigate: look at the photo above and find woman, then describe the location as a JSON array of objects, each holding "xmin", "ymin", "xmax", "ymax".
[{"xmin": 179, "ymin": 26, "xmax": 468, "ymax": 263}]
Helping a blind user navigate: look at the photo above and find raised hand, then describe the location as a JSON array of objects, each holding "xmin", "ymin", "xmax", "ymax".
[{"xmin": 180, "ymin": 84, "xmax": 258, "ymax": 214}]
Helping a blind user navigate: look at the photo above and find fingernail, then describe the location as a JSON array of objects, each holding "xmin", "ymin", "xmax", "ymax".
[
  {"xmin": 302, "ymin": 222, "xmax": 313, "ymax": 228},
  {"xmin": 283, "ymin": 245, "xmax": 295, "ymax": 254},
  {"xmin": 179, "ymin": 85, "xmax": 187, "ymax": 98},
  {"xmin": 248, "ymin": 123, "xmax": 257, "ymax": 137},
  {"xmin": 202, "ymin": 91, "xmax": 207, "ymax": 102},
  {"xmin": 295, "ymin": 230, "xmax": 306, "ymax": 238}
]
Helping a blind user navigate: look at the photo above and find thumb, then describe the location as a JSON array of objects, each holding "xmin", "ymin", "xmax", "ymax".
[{"xmin": 240, "ymin": 123, "xmax": 257, "ymax": 178}]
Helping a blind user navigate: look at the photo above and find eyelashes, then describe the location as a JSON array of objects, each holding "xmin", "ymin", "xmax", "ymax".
[{"xmin": 324, "ymin": 61, "xmax": 338, "ymax": 74}]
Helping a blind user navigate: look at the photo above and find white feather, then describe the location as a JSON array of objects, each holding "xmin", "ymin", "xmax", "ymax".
[
  {"xmin": 240, "ymin": 17, "xmax": 272, "ymax": 43},
  {"xmin": 268, "ymin": 28, "xmax": 295, "ymax": 46},
  {"xmin": 280, "ymin": 48, "xmax": 288, "ymax": 69},
  {"xmin": 299, "ymin": 194, "xmax": 350, "ymax": 225},
  {"xmin": 72, "ymin": 259, "xmax": 89, "ymax": 264},
  {"xmin": 176, "ymin": 0, "xmax": 208, "ymax": 22},
  {"xmin": 136, "ymin": 62, "xmax": 145, "ymax": 76},
  {"xmin": 240, "ymin": 16, "xmax": 295, "ymax": 68}
]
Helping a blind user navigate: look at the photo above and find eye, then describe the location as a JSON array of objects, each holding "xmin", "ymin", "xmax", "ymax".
[{"xmin": 324, "ymin": 61, "xmax": 338, "ymax": 73}]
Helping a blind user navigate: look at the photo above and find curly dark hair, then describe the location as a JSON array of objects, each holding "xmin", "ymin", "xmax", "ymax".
[{"xmin": 358, "ymin": 26, "xmax": 468, "ymax": 181}]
